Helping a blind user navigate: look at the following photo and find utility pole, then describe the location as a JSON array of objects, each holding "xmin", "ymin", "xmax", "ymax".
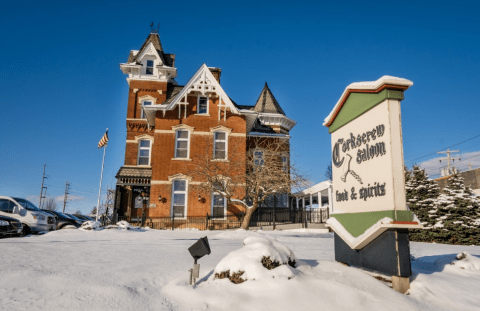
[
  {"xmin": 39, "ymin": 164, "xmax": 47, "ymax": 209},
  {"xmin": 63, "ymin": 181, "xmax": 70, "ymax": 213},
  {"xmin": 437, "ymin": 149, "xmax": 461, "ymax": 176}
]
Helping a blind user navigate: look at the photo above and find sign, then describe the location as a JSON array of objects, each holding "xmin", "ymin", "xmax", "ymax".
[{"xmin": 324, "ymin": 77, "xmax": 414, "ymax": 215}]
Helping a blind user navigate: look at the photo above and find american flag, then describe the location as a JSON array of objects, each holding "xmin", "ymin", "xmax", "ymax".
[{"xmin": 98, "ymin": 130, "xmax": 109, "ymax": 148}]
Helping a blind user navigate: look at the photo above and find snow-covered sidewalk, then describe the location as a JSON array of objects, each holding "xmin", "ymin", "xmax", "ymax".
[{"xmin": 1, "ymin": 228, "xmax": 479, "ymax": 311}]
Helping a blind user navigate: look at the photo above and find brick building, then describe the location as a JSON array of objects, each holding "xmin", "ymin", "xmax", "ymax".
[{"xmin": 114, "ymin": 30, "xmax": 296, "ymax": 221}]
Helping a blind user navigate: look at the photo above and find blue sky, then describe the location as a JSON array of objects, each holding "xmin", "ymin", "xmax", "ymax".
[{"xmin": 1, "ymin": 0, "xmax": 479, "ymax": 214}]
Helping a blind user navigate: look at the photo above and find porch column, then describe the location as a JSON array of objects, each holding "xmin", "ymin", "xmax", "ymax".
[{"xmin": 328, "ymin": 185, "xmax": 333, "ymax": 215}]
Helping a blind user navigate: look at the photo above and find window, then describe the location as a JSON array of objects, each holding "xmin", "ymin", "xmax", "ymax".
[
  {"xmin": 282, "ymin": 155, "xmax": 288, "ymax": 171},
  {"xmin": 254, "ymin": 151, "xmax": 264, "ymax": 166},
  {"xmin": 146, "ymin": 60, "xmax": 154, "ymax": 75},
  {"xmin": 172, "ymin": 180, "xmax": 187, "ymax": 217},
  {"xmin": 0, "ymin": 199, "xmax": 14, "ymax": 213},
  {"xmin": 141, "ymin": 101, "xmax": 152, "ymax": 119},
  {"xmin": 137, "ymin": 140, "xmax": 151, "ymax": 165},
  {"xmin": 212, "ymin": 193, "xmax": 226, "ymax": 218},
  {"xmin": 197, "ymin": 96, "xmax": 208, "ymax": 114},
  {"xmin": 213, "ymin": 131, "xmax": 227, "ymax": 159},
  {"xmin": 175, "ymin": 130, "xmax": 189, "ymax": 158}
]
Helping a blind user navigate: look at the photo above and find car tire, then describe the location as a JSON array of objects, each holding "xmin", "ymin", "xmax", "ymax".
[{"xmin": 20, "ymin": 225, "xmax": 31, "ymax": 237}]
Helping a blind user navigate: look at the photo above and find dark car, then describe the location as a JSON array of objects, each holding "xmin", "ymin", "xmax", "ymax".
[
  {"xmin": 43, "ymin": 211, "xmax": 82, "ymax": 229},
  {"xmin": 73, "ymin": 214, "xmax": 95, "ymax": 222},
  {"xmin": 0, "ymin": 215, "xmax": 23, "ymax": 238}
]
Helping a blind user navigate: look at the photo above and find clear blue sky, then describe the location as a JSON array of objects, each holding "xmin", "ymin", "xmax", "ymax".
[{"xmin": 1, "ymin": 0, "xmax": 479, "ymax": 214}]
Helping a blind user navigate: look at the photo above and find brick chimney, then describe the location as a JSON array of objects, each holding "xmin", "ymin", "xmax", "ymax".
[{"xmin": 208, "ymin": 67, "xmax": 222, "ymax": 84}]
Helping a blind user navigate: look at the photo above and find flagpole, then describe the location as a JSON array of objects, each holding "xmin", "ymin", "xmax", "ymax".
[{"xmin": 96, "ymin": 129, "xmax": 108, "ymax": 222}]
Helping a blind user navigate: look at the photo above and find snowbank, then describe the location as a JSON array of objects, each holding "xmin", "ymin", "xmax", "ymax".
[
  {"xmin": 450, "ymin": 252, "xmax": 480, "ymax": 270},
  {"xmin": 80, "ymin": 221, "xmax": 101, "ymax": 230},
  {"xmin": 213, "ymin": 236, "xmax": 297, "ymax": 283}
]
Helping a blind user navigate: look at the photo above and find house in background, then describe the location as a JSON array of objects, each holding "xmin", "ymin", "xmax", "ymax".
[{"xmin": 114, "ymin": 29, "xmax": 296, "ymax": 222}]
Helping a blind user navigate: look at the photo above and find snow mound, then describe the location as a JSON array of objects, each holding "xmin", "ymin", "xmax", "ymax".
[
  {"xmin": 214, "ymin": 236, "xmax": 297, "ymax": 283},
  {"xmin": 214, "ymin": 228, "xmax": 257, "ymax": 239},
  {"xmin": 80, "ymin": 221, "xmax": 101, "ymax": 230},
  {"xmin": 116, "ymin": 221, "xmax": 137, "ymax": 230},
  {"xmin": 450, "ymin": 252, "xmax": 480, "ymax": 270}
]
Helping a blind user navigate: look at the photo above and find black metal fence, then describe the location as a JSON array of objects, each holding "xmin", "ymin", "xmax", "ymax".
[{"xmin": 116, "ymin": 207, "xmax": 329, "ymax": 230}]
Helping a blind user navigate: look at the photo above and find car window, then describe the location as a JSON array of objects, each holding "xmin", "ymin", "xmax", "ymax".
[
  {"xmin": 13, "ymin": 198, "xmax": 40, "ymax": 211},
  {"xmin": 0, "ymin": 199, "xmax": 13, "ymax": 213}
]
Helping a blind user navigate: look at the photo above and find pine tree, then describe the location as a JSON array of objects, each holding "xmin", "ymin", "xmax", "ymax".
[{"xmin": 425, "ymin": 173, "xmax": 480, "ymax": 245}]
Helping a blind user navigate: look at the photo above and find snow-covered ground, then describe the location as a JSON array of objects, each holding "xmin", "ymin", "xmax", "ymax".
[{"xmin": 1, "ymin": 228, "xmax": 480, "ymax": 311}]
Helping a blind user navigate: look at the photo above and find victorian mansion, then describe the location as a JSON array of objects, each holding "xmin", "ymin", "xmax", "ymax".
[{"xmin": 114, "ymin": 30, "xmax": 296, "ymax": 220}]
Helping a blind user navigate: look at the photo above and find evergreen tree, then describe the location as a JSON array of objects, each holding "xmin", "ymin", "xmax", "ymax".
[
  {"xmin": 405, "ymin": 165, "xmax": 439, "ymax": 226},
  {"xmin": 424, "ymin": 173, "xmax": 480, "ymax": 244}
]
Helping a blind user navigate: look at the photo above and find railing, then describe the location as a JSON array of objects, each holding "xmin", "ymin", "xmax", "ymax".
[
  {"xmin": 115, "ymin": 208, "xmax": 329, "ymax": 230},
  {"xmin": 117, "ymin": 214, "xmax": 244, "ymax": 231}
]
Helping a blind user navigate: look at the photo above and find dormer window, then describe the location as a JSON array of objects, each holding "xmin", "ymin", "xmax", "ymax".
[
  {"xmin": 197, "ymin": 96, "xmax": 208, "ymax": 114},
  {"xmin": 141, "ymin": 101, "xmax": 152, "ymax": 119},
  {"xmin": 146, "ymin": 60, "xmax": 154, "ymax": 75}
]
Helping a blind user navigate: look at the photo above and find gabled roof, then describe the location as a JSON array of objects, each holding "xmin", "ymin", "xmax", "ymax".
[
  {"xmin": 166, "ymin": 64, "xmax": 239, "ymax": 114},
  {"xmin": 127, "ymin": 33, "xmax": 175, "ymax": 67},
  {"xmin": 253, "ymin": 83, "xmax": 286, "ymax": 115}
]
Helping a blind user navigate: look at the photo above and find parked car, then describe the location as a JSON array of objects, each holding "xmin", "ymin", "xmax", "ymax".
[
  {"xmin": 44, "ymin": 211, "xmax": 82, "ymax": 229},
  {"xmin": 65, "ymin": 213, "xmax": 86, "ymax": 223},
  {"xmin": 0, "ymin": 215, "xmax": 23, "ymax": 238},
  {"xmin": 0, "ymin": 196, "xmax": 55, "ymax": 236},
  {"xmin": 73, "ymin": 214, "xmax": 95, "ymax": 222}
]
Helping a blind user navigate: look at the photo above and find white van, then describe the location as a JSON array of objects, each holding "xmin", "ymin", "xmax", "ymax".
[{"xmin": 0, "ymin": 196, "xmax": 55, "ymax": 235}]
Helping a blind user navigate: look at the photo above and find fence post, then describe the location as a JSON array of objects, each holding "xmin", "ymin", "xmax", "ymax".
[
  {"xmin": 205, "ymin": 213, "xmax": 209, "ymax": 231},
  {"xmin": 273, "ymin": 197, "xmax": 276, "ymax": 230},
  {"xmin": 172, "ymin": 214, "xmax": 175, "ymax": 231}
]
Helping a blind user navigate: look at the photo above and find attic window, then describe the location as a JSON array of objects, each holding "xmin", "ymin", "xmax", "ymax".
[
  {"xmin": 198, "ymin": 97, "xmax": 208, "ymax": 114},
  {"xmin": 146, "ymin": 60, "xmax": 154, "ymax": 75}
]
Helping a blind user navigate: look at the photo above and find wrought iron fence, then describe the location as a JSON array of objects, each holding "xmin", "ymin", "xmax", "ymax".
[{"xmin": 116, "ymin": 207, "xmax": 329, "ymax": 230}]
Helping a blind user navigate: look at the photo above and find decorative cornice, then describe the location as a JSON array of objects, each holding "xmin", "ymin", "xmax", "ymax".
[
  {"xmin": 167, "ymin": 173, "xmax": 192, "ymax": 182},
  {"xmin": 210, "ymin": 125, "xmax": 232, "ymax": 134},
  {"xmin": 138, "ymin": 95, "xmax": 157, "ymax": 104},
  {"xmin": 172, "ymin": 124, "xmax": 195, "ymax": 132}
]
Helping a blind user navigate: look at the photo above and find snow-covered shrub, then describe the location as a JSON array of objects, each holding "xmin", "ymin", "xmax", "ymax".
[
  {"xmin": 80, "ymin": 221, "xmax": 101, "ymax": 230},
  {"xmin": 450, "ymin": 252, "xmax": 480, "ymax": 270},
  {"xmin": 116, "ymin": 221, "xmax": 136, "ymax": 230},
  {"xmin": 214, "ymin": 236, "xmax": 297, "ymax": 284}
]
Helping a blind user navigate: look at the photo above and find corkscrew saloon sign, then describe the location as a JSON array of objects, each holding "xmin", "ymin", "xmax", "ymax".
[{"xmin": 324, "ymin": 76, "xmax": 422, "ymax": 289}]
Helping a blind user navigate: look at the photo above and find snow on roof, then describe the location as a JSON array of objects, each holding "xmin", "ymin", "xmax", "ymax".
[
  {"xmin": 323, "ymin": 75, "xmax": 413, "ymax": 127},
  {"xmin": 295, "ymin": 180, "xmax": 332, "ymax": 196}
]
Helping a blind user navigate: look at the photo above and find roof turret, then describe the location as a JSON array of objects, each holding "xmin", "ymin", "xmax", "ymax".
[{"xmin": 253, "ymin": 82, "xmax": 286, "ymax": 115}]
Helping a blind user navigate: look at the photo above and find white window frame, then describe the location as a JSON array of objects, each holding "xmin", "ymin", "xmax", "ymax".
[
  {"xmin": 281, "ymin": 155, "xmax": 288, "ymax": 172},
  {"xmin": 213, "ymin": 131, "xmax": 228, "ymax": 160},
  {"xmin": 145, "ymin": 60, "xmax": 154, "ymax": 75},
  {"xmin": 141, "ymin": 100, "xmax": 153, "ymax": 119},
  {"xmin": 137, "ymin": 139, "xmax": 152, "ymax": 166},
  {"xmin": 211, "ymin": 191, "xmax": 227, "ymax": 219},
  {"xmin": 254, "ymin": 150, "xmax": 264, "ymax": 166},
  {"xmin": 171, "ymin": 179, "xmax": 188, "ymax": 218},
  {"xmin": 175, "ymin": 130, "xmax": 190, "ymax": 159},
  {"xmin": 197, "ymin": 96, "xmax": 209, "ymax": 114}
]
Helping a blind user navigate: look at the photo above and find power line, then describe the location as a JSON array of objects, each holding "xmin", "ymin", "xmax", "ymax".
[{"xmin": 405, "ymin": 133, "xmax": 480, "ymax": 164}]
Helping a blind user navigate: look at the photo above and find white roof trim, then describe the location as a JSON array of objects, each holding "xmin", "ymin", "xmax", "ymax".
[
  {"xmin": 295, "ymin": 180, "xmax": 332, "ymax": 196},
  {"xmin": 166, "ymin": 64, "xmax": 239, "ymax": 114},
  {"xmin": 323, "ymin": 75, "xmax": 413, "ymax": 126},
  {"xmin": 137, "ymin": 42, "xmax": 163, "ymax": 65}
]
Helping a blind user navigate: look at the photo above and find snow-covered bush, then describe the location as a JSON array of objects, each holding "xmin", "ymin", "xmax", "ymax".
[
  {"xmin": 80, "ymin": 221, "xmax": 101, "ymax": 230},
  {"xmin": 116, "ymin": 221, "xmax": 136, "ymax": 230},
  {"xmin": 214, "ymin": 236, "xmax": 297, "ymax": 284},
  {"xmin": 450, "ymin": 252, "xmax": 480, "ymax": 270}
]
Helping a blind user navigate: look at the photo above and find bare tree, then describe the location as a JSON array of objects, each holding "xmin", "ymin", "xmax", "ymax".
[
  {"xmin": 43, "ymin": 198, "xmax": 57, "ymax": 211},
  {"xmin": 189, "ymin": 136, "xmax": 310, "ymax": 229},
  {"xmin": 325, "ymin": 163, "xmax": 332, "ymax": 181}
]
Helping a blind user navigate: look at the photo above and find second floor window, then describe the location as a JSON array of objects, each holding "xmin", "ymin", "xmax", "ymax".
[
  {"xmin": 146, "ymin": 60, "xmax": 154, "ymax": 75},
  {"xmin": 282, "ymin": 155, "xmax": 288, "ymax": 171},
  {"xmin": 141, "ymin": 101, "xmax": 152, "ymax": 119},
  {"xmin": 213, "ymin": 131, "xmax": 226, "ymax": 159},
  {"xmin": 138, "ymin": 140, "xmax": 151, "ymax": 165},
  {"xmin": 198, "ymin": 96, "xmax": 208, "ymax": 114},
  {"xmin": 254, "ymin": 151, "xmax": 264, "ymax": 166},
  {"xmin": 175, "ymin": 130, "xmax": 189, "ymax": 158}
]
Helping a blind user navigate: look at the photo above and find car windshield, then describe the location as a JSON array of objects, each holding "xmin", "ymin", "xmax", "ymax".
[
  {"xmin": 13, "ymin": 198, "xmax": 40, "ymax": 211},
  {"xmin": 66, "ymin": 214, "xmax": 81, "ymax": 221}
]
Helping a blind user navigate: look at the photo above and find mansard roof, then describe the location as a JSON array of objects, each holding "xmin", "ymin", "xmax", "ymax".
[
  {"xmin": 127, "ymin": 33, "xmax": 175, "ymax": 67},
  {"xmin": 253, "ymin": 82, "xmax": 286, "ymax": 115}
]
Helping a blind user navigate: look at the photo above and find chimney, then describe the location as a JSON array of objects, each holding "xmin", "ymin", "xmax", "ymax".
[{"xmin": 208, "ymin": 67, "xmax": 222, "ymax": 84}]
